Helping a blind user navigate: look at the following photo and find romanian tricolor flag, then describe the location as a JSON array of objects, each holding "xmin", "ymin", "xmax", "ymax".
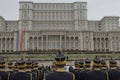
[{"xmin": 19, "ymin": 30, "xmax": 24, "ymax": 51}]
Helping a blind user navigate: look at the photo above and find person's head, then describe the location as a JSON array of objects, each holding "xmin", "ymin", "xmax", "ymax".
[
  {"xmin": 0, "ymin": 60, "xmax": 5, "ymax": 69},
  {"xmin": 52, "ymin": 61, "xmax": 57, "ymax": 70},
  {"xmin": 79, "ymin": 60, "xmax": 84, "ymax": 69},
  {"xmin": 74, "ymin": 60, "xmax": 79, "ymax": 69},
  {"xmin": 25, "ymin": 59, "xmax": 33, "ymax": 69},
  {"xmin": 100, "ymin": 59, "xmax": 107, "ymax": 70},
  {"xmin": 109, "ymin": 58, "xmax": 117, "ymax": 68},
  {"xmin": 54, "ymin": 51, "xmax": 66, "ymax": 68},
  {"xmin": 17, "ymin": 60, "xmax": 26, "ymax": 70},
  {"xmin": 85, "ymin": 58, "xmax": 91, "ymax": 69},
  {"xmin": 93, "ymin": 57, "xmax": 101, "ymax": 69},
  {"xmin": 8, "ymin": 61, "xmax": 14, "ymax": 70},
  {"xmin": 69, "ymin": 66, "xmax": 74, "ymax": 72},
  {"xmin": 32, "ymin": 60, "xmax": 39, "ymax": 70}
]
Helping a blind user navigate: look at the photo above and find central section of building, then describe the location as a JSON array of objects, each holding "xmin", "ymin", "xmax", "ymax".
[{"xmin": 19, "ymin": 1, "xmax": 88, "ymax": 51}]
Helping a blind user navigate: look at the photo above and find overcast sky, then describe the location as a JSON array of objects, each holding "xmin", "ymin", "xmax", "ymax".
[{"xmin": 0, "ymin": 0, "xmax": 120, "ymax": 20}]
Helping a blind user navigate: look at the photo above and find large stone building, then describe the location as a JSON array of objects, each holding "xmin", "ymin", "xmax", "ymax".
[{"xmin": 0, "ymin": 1, "xmax": 120, "ymax": 52}]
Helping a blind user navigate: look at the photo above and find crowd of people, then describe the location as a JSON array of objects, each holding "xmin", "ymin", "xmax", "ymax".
[
  {"xmin": 46, "ymin": 51, "xmax": 120, "ymax": 80},
  {"xmin": 0, "ymin": 51, "xmax": 120, "ymax": 80}
]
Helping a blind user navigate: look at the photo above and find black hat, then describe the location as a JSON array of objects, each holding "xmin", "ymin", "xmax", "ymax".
[
  {"xmin": 54, "ymin": 51, "xmax": 66, "ymax": 66},
  {"xmin": 74, "ymin": 60, "xmax": 79, "ymax": 67},
  {"xmin": 32, "ymin": 60, "xmax": 38, "ymax": 68},
  {"xmin": 0, "ymin": 60, "xmax": 5, "ymax": 68},
  {"xmin": 79, "ymin": 60, "xmax": 84, "ymax": 68},
  {"xmin": 8, "ymin": 61, "xmax": 14, "ymax": 69},
  {"xmin": 93, "ymin": 57, "xmax": 101, "ymax": 67},
  {"xmin": 109, "ymin": 58, "xmax": 117, "ymax": 67},
  {"xmin": 25, "ymin": 59, "xmax": 33, "ymax": 68},
  {"xmin": 85, "ymin": 58, "xmax": 91, "ymax": 67},
  {"xmin": 101, "ymin": 59, "xmax": 106, "ymax": 67},
  {"xmin": 16, "ymin": 60, "xmax": 26, "ymax": 69}
]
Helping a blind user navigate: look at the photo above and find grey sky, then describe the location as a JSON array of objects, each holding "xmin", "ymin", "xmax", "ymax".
[{"xmin": 0, "ymin": 0, "xmax": 120, "ymax": 20}]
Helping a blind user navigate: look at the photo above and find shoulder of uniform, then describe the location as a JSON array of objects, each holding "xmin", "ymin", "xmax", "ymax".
[{"xmin": 46, "ymin": 71, "xmax": 56, "ymax": 76}]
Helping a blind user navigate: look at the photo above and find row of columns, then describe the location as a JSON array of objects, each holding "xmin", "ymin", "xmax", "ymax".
[
  {"xmin": 27, "ymin": 35, "xmax": 79, "ymax": 50},
  {"xmin": 0, "ymin": 38, "xmax": 14, "ymax": 52},
  {"xmin": 111, "ymin": 41, "xmax": 120, "ymax": 51},
  {"xmin": 93, "ymin": 38, "xmax": 108, "ymax": 52}
]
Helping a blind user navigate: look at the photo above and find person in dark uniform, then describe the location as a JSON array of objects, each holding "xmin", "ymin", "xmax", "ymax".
[
  {"xmin": 84, "ymin": 58, "xmax": 91, "ymax": 71},
  {"xmin": 107, "ymin": 58, "xmax": 120, "ymax": 80},
  {"xmin": 69, "ymin": 66, "xmax": 74, "ymax": 72},
  {"xmin": 0, "ymin": 59, "xmax": 10, "ymax": 80},
  {"xmin": 79, "ymin": 60, "xmax": 84, "ymax": 70},
  {"xmin": 100, "ymin": 59, "xmax": 108, "ymax": 71},
  {"xmin": 32, "ymin": 60, "xmax": 42, "ymax": 80},
  {"xmin": 10, "ymin": 60, "xmax": 33, "ymax": 80},
  {"xmin": 82, "ymin": 58, "xmax": 92, "ymax": 80},
  {"xmin": 13, "ymin": 61, "xmax": 18, "ymax": 72},
  {"xmin": 51, "ymin": 61, "xmax": 57, "ymax": 72},
  {"xmin": 73, "ymin": 60, "xmax": 79, "ymax": 72},
  {"xmin": 38, "ymin": 64, "xmax": 45, "ymax": 80},
  {"xmin": 8, "ymin": 61, "xmax": 14, "ymax": 72},
  {"xmin": 70, "ymin": 60, "xmax": 79, "ymax": 80},
  {"xmin": 25, "ymin": 59, "xmax": 36, "ymax": 80},
  {"xmin": 45, "ymin": 51, "xmax": 75, "ymax": 80},
  {"xmin": 75, "ymin": 60, "xmax": 85, "ymax": 80},
  {"xmin": 8, "ymin": 61, "xmax": 16, "ymax": 80},
  {"xmin": 84, "ymin": 57, "xmax": 108, "ymax": 80}
]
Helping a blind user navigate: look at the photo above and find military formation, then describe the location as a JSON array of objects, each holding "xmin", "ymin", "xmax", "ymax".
[
  {"xmin": 0, "ymin": 58, "xmax": 45, "ymax": 80},
  {"xmin": 0, "ymin": 51, "xmax": 120, "ymax": 80},
  {"xmin": 69, "ymin": 56, "xmax": 120, "ymax": 80}
]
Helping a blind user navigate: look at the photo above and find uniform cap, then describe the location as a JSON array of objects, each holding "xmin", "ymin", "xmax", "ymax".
[
  {"xmin": 32, "ymin": 60, "xmax": 38, "ymax": 68},
  {"xmin": 85, "ymin": 58, "xmax": 91, "ymax": 67},
  {"xmin": 74, "ymin": 60, "xmax": 79, "ymax": 67},
  {"xmin": 93, "ymin": 56, "xmax": 101, "ymax": 67},
  {"xmin": 54, "ymin": 51, "xmax": 66, "ymax": 65},
  {"xmin": 25, "ymin": 59, "xmax": 33, "ymax": 68},
  {"xmin": 109, "ymin": 58, "xmax": 117, "ymax": 67},
  {"xmin": 16, "ymin": 60, "xmax": 26, "ymax": 69},
  {"xmin": 79, "ymin": 60, "xmax": 84, "ymax": 68},
  {"xmin": 101, "ymin": 59, "xmax": 106, "ymax": 67},
  {"xmin": 8, "ymin": 61, "xmax": 14, "ymax": 69},
  {"xmin": 0, "ymin": 60, "xmax": 5, "ymax": 68}
]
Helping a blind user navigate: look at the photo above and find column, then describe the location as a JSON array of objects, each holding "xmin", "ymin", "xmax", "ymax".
[
  {"xmin": 69, "ymin": 37, "xmax": 71, "ymax": 50},
  {"xmin": 33, "ymin": 37, "xmax": 34, "ymax": 50},
  {"xmin": 37, "ymin": 36, "xmax": 39, "ymax": 50},
  {"xmin": 65, "ymin": 35, "xmax": 66, "ymax": 50},
  {"xmin": 37, "ymin": 36, "xmax": 39, "ymax": 51},
  {"xmin": 46, "ymin": 35, "xmax": 48, "ymax": 50},
  {"xmin": 103, "ymin": 39, "xmax": 106, "ymax": 52},
  {"xmin": 94, "ymin": 39, "xmax": 96, "ymax": 50},
  {"xmin": 99, "ymin": 38, "xmax": 101, "ymax": 51},
  {"xmin": 81, "ymin": 34, "xmax": 83, "ymax": 50},
  {"xmin": 91, "ymin": 37, "xmax": 94, "ymax": 51},
  {"xmin": 74, "ymin": 37, "xmax": 75, "ymax": 50},
  {"xmin": 60, "ymin": 35, "xmax": 62, "ymax": 50},
  {"xmin": 78, "ymin": 38, "xmax": 80, "ymax": 50},
  {"xmin": 1, "ymin": 39, "xmax": 2, "ymax": 52},
  {"xmin": 0, "ymin": 38, "xmax": 2, "ymax": 52},
  {"xmin": 9, "ymin": 39, "xmax": 11, "ymax": 52},
  {"xmin": 25, "ymin": 34, "xmax": 28, "ymax": 51},
  {"xmin": 27, "ymin": 38, "xmax": 29, "ymax": 51},
  {"xmin": 41, "ymin": 35, "xmax": 43, "ymax": 50},
  {"xmin": 5, "ymin": 38, "xmax": 6, "ymax": 52},
  {"xmin": 13, "ymin": 32, "xmax": 16, "ymax": 51}
]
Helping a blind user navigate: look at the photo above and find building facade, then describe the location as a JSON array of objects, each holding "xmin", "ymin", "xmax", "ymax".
[{"xmin": 0, "ymin": 1, "xmax": 120, "ymax": 52}]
